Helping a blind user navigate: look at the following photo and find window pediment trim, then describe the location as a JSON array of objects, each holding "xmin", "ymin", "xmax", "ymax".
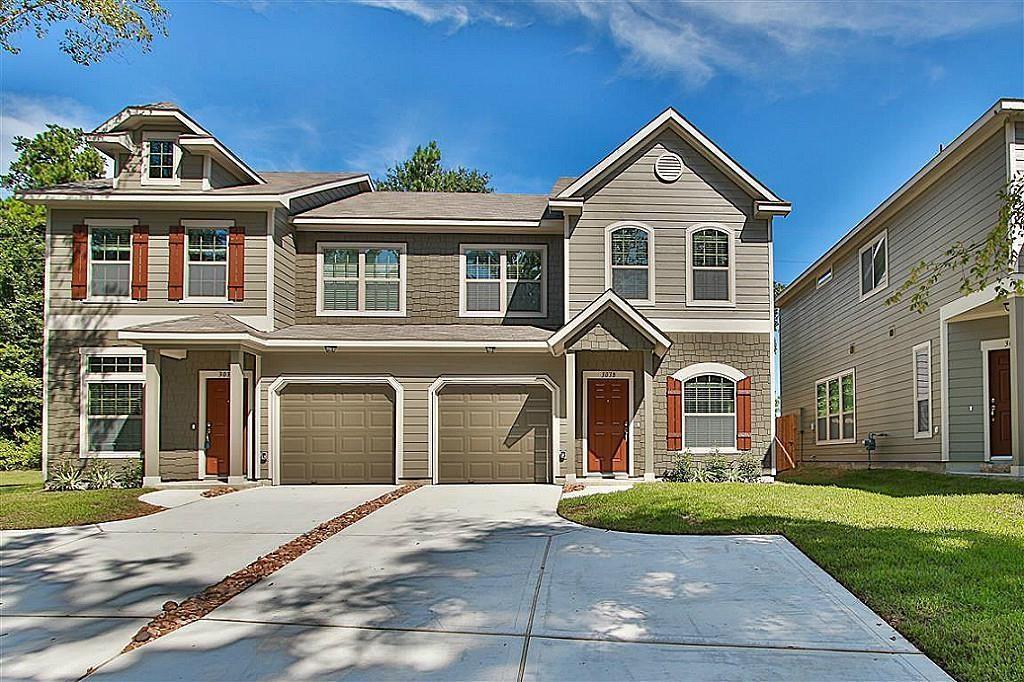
[{"xmin": 672, "ymin": 362, "xmax": 747, "ymax": 384}]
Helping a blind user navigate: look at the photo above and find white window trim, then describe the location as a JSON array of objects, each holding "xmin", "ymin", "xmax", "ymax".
[
  {"xmin": 859, "ymin": 230, "xmax": 889, "ymax": 301},
  {"xmin": 679, "ymin": 371, "xmax": 740, "ymax": 454},
  {"xmin": 814, "ymin": 368, "xmax": 857, "ymax": 445},
  {"xmin": 316, "ymin": 242, "xmax": 407, "ymax": 317},
  {"xmin": 140, "ymin": 131, "xmax": 181, "ymax": 187},
  {"xmin": 183, "ymin": 225, "xmax": 232, "ymax": 303},
  {"xmin": 686, "ymin": 224, "xmax": 736, "ymax": 308},
  {"xmin": 605, "ymin": 222, "xmax": 655, "ymax": 307},
  {"xmin": 84, "ymin": 221, "xmax": 137, "ymax": 304},
  {"xmin": 912, "ymin": 341, "xmax": 934, "ymax": 439},
  {"xmin": 459, "ymin": 244, "xmax": 548, "ymax": 318},
  {"xmin": 79, "ymin": 346, "xmax": 146, "ymax": 458}
]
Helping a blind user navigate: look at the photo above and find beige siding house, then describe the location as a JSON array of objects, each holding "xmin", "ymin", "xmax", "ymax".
[
  {"xmin": 778, "ymin": 100, "xmax": 1024, "ymax": 477},
  {"xmin": 22, "ymin": 103, "xmax": 788, "ymax": 486}
]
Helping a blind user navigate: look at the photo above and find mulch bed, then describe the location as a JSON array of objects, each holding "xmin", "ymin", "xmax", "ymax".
[
  {"xmin": 121, "ymin": 483, "xmax": 422, "ymax": 654},
  {"xmin": 562, "ymin": 483, "xmax": 586, "ymax": 493},
  {"xmin": 200, "ymin": 487, "xmax": 237, "ymax": 498}
]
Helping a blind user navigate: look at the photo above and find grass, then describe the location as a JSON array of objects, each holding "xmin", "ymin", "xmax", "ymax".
[
  {"xmin": 558, "ymin": 468, "xmax": 1024, "ymax": 682},
  {"xmin": 0, "ymin": 469, "xmax": 160, "ymax": 530}
]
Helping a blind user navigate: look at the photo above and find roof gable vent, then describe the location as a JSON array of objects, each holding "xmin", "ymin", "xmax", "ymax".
[{"xmin": 654, "ymin": 152, "xmax": 683, "ymax": 183}]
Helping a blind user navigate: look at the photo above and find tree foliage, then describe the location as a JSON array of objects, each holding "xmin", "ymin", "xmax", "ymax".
[
  {"xmin": 0, "ymin": 0, "xmax": 167, "ymax": 65},
  {"xmin": 887, "ymin": 175, "xmax": 1024, "ymax": 313},
  {"xmin": 376, "ymin": 141, "xmax": 493, "ymax": 192},
  {"xmin": 1, "ymin": 124, "xmax": 105, "ymax": 192},
  {"xmin": 773, "ymin": 280, "xmax": 786, "ymax": 331}
]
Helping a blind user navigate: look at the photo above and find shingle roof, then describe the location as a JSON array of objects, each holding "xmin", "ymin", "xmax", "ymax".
[
  {"xmin": 295, "ymin": 191, "xmax": 550, "ymax": 222},
  {"xmin": 25, "ymin": 172, "xmax": 366, "ymax": 196},
  {"xmin": 549, "ymin": 177, "xmax": 576, "ymax": 196},
  {"xmin": 125, "ymin": 314, "xmax": 264, "ymax": 335}
]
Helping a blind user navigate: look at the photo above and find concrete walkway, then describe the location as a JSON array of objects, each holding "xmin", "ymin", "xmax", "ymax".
[
  {"xmin": 85, "ymin": 486, "xmax": 951, "ymax": 681},
  {"xmin": 1, "ymin": 485, "xmax": 395, "ymax": 681}
]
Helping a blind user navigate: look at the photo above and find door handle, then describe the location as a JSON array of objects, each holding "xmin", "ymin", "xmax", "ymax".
[{"xmin": 205, "ymin": 422, "xmax": 212, "ymax": 450}]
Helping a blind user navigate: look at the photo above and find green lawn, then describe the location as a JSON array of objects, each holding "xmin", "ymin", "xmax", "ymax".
[
  {"xmin": 0, "ymin": 470, "xmax": 159, "ymax": 530},
  {"xmin": 559, "ymin": 468, "xmax": 1024, "ymax": 682}
]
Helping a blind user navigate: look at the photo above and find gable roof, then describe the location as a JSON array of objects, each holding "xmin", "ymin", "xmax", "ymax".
[
  {"xmin": 292, "ymin": 191, "xmax": 551, "ymax": 225},
  {"xmin": 547, "ymin": 290, "xmax": 672, "ymax": 356},
  {"xmin": 555, "ymin": 108, "xmax": 790, "ymax": 216}
]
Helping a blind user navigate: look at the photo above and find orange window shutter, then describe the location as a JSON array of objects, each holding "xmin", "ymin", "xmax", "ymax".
[
  {"xmin": 168, "ymin": 225, "xmax": 185, "ymax": 301},
  {"xmin": 667, "ymin": 377, "xmax": 682, "ymax": 451},
  {"xmin": 737, "ymin": 377, "xmax": 752, "ymax": 450},
  {"xmin": 131, "ymin": 225, "xmax": 149, "ymax": 300},
  {"xmin": 71, "ymin": 224, "xmax": 89, "ymax": 300},
  {"xmin": 228, "ymin": 226, "xmax": 245, "ymax": 301}
]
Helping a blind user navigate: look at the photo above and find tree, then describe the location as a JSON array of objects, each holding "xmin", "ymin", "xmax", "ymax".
[
  {"xmin": 376, "ymin": 141, "xmax": 493, "ymax": 192},
  {"xmin": 887, "ymin": 176, "xmax": 1024, "ymax": 313},
  {"xmin": 0, "ymin": 125, "xmax": 104, "ymax": 446},
  {"xmin": 0, "ymin": 0, "xmax": 167, "ymax": 65},
  {"xmin": 773, "ymin": 280, "xmax": 786, "ymax": 331}
]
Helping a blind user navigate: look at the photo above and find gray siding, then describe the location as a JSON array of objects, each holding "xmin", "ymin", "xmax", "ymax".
[
  {"xmin": 291, "ymin": 232, "xmax": 564, "ymax": 328},
  {"xmin": 209, "ymin": 160, "xmax": 245, "ymax": 189},
  {"xmin": 49, "ymin": 208, "xmax": 268, "ymax": 319},
  {"xmin": 780, "ymin": 130, "xmax": 1009, "ymax": 466},
  {"xmin": 569, "ymin": 129, "xmax": 771, "ymax": 320},
  {"xmin": 947, "ymin": 316, "xmax": 1011, "ymax": 460},
  {"xmin": 115, "ymin": 126, "xmax": 205, "ymax": 191},
  {"xmin": 158, "ymin": 350, "xmax": 232, "ymax": 480}
]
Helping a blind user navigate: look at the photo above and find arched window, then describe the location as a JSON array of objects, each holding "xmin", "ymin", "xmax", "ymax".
[
  {"xmin": 683, "ymin": 374, "xmax": 736, "ymax": 449},
  {"xmin": 608, "ymin": 225, "xmax": 651, "ymax": 303},
  {"xmin": 689, "ymin": 227, "xmax": 731, "ymax": 303}
]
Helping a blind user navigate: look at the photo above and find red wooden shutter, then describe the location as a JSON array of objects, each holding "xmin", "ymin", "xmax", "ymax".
[
  {"xmin": 228, "ymin": 225, "xmax": 245, "ymax": 301},
  {"xmin": 71, "ymin": 224, "xmax": 89, "ymax": 300},
  {"xmin": 168, "ymin": 225, "xmax": 185, "ymax": 301},
  {"xmin": 131, "ymin": 225, "xmax": 149, "ymax": 300},
  {"xmin": 667, "ymin": 377, "xmax": 682, "ymax": 451},
  {"xmin": 737, "ymin": 377, "xmax": 752, "ymax": 450}
]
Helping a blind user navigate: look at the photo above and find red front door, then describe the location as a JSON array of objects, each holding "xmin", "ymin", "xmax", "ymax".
[
  {"xmin": 989, "ymin": 349, "xmax": 1012, "ymax": 457},
  {"xmin": 588, "ymin": 379, "xmax": 629, "ymax": 473},
  {"xmin": 205, "ymin": 378, "xmax": 231, "ymax": 477}
]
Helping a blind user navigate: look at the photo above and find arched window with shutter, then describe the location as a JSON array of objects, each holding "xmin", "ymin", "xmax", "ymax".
[{"xmin": 667, "ymin": 363, "xmax": 751, "ymax": 452}]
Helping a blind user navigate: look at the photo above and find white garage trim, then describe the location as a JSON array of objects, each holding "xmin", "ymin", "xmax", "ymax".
[
  {"xmin": 266, "ymin": 375, "xmax": 404, "ymax": 485},
  {"xmin": 428, "ymin": 375, "xmax": 560, "ymax": 485}
]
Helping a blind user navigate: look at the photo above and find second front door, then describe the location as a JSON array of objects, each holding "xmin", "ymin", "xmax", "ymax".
[
  {"xmin": 587, "ymin": 378, "xmax": 629, "ymax": 474},
  {"xmin": 205, "ymin": 378, "xmax": 231, "ymax": 477}
]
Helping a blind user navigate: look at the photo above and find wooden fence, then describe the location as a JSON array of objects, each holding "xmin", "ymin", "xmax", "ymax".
[{"xmin": 775, "ymin": 414, "xmax": 800, "ymax": 472}]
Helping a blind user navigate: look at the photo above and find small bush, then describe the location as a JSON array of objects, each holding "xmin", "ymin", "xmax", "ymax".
[
  {"xmin": 46, "ymin": 461, "xmax": 86, "ymax": 491},
  {"xmin": 662, "ymin": 451, "xmax": 696, "ymax": 482},
  {"xmin": 702, "ymin": 453, "xmax": 730, "ymax": 483},
  {"xmin": 735, "ymin": 453, "xmax": 763, "ymax": 483},
  {"xmin": 85, "ymin": 461, "xmax": 121, "ymax": 489},
  {"xmin": 0, "ymin": 430, "xmax": 42, "ymax": 471},
  {"xmin": 118, "ymin": 459, "xmax": 144, "ymax": 489}
]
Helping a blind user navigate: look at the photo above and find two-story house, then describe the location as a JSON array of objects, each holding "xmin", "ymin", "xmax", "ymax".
[
  {"xmin": 21, "ymin": 103, "xmax": 789, "ymax": 486},
  {"xmin": 778, "ymin": 99, "xmax": 1024, "ymax": 477}
]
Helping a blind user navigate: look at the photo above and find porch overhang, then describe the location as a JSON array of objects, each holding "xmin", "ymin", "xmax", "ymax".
[{"xmin": 547, "ymin": 290, "xmax": 672, "ymax": 356}]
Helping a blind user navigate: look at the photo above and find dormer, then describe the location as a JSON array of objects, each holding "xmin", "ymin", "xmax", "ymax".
[{"xmin": 86, "ymin": 103, "xmax": 265, "ymax": 191}]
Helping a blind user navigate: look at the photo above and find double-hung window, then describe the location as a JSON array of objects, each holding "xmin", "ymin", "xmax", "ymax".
[
  {"xmin": 689, "ymin": 227, "xmax": 732, "ymax": 304},
  {"xmin": 186, "ymin": 228, "xmax": 229, "ymax": 299},
  {"xmin": 607, "ymin": 226, "xmax": 652, "ymax": 304},
  {"xmin": 912, "ymin": 342, "xmax": 932, "ymax": 438},
  {"xmin": 142, "ymin": 134, "xmax": 179, "ymax": 185},
  {"xmin": 859, "ymin": 231, "xmax": 888, "ymax": 299},
  {"xmin": 318, "ymin": 243, "xmax": 405, "ymax": 315},
  {"xmin": 80, "ymin": 349, "xmax": 145, "ymax": 457},
  {"xmin": 89, "ymin": 227, "xmax": 132, "ymax": 300},
  {"xmin": 816, "ymin": 370, "xmax": 856, "ymax": 444},
  {"xmin": 461, "ymin": 245, "xmax": 546, "ymax": 317},
  {"xmin": 683, "ymin": 375, "xmax": 736, "ymax": 449}
]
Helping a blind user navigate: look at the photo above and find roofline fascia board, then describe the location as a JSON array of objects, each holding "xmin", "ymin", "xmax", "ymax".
[
  {"xmin": 117, "ymin": 330, "xmax": 551, "ymax": 351},
  {"xmin": 280, "ymin": 174, "xmax": 374, "ymax": 207},
  {"xmin": 777, "ymin": 99, "xmax": 1022, "ymax": 307},
  {"xmin": 292, "ymin": 223, "xmax": 563, "ymax": 235},
  {"xmin": 547, "ymin": 199, "xmax": 584, "ymax": 215},
  {"xmin": 16, "ymin": 193, "xmax": 287, "ymax": 207},
  {"xmin": 177, "ymin": 135, "xmax": 266, "ymax": 185},
  {"xmin": 291, "ymin": 217, "xmax": 543, "ymax": 228},
  {"xmin": 94, "ymin": 106, "xmax": 209, "ymax": 135},
  {"xmin": 754, "ymin": 201, "xmax": 792, "ymax": 218},
  {"xmin": 547, "ymin": 290, "xmax": 672, "ymax": 356},
  {"xmin": 85, "ymin": 132, "xmax": 135, "ymax": 156},
  {"xmin": 556, "ymin": 108, "xmax": 784, "ymax": 203}
]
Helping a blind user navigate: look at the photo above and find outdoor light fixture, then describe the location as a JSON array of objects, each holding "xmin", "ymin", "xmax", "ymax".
[{"xmin": 324, "ymin": 345, "xmax": 337, "ymax": 353}]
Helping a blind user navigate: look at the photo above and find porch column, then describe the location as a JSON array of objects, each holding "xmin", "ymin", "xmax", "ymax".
[
  {"xmin": 644, "ymin": 352, "xmax": 655, "ymax": 480},
  {"xmin": 142, "ymin": 348, "xmax": 161, "ymax": 486},
  {"xmin": 564, "ymin": 352, "xmax": 577, "ymax": 482},
  {"xmin": 228, "ymin": 350, "xmax": 245, "ymax": 485},
  {"xmin": 1010, "ymin": 296, "xmax": 1024, "ymax": 476}
]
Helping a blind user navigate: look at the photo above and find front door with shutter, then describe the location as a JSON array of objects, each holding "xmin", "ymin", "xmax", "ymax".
[
  {"xmin": 989, "ymin": 349, "xmax": 1012, "ymax": 457},
  {"xmin": 205, "ymin": 378, "xmax": 231, "ymax": 477},
  {"xmin": 587, "ymin": 379, "xmax": 629, "ymax": 473}
]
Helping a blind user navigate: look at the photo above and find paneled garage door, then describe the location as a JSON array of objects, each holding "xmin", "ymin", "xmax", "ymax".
[
  {"xmin": 437, "ymin": 385, "xmax": 551, "ymax": 483},
  {"xmin": 279, "ymin": 384, "xmax": 395, "ymax": 484}
]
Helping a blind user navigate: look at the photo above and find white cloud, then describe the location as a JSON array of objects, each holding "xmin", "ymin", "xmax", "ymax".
[{"xmin": 1, "ymin": 94, "xmax": 98, "ymax": 179}]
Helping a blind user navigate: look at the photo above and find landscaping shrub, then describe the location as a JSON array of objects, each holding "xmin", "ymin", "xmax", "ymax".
[
  {"xmin": 85, "ymin": 461, "xmax": 121, "ymax": 489},
  {"xmin": 45, "ymin": 461, "xmax": 86, "ymax": 491},
  {"xmin": 702, "ymin": 453, "xmax": 730, "ymax": 482},
  {"xmin": 0, "ymin": 430, "xmax": 42, "ymax": 470},
  {"xmin": 662, "ymin": 451, "xmax": 696, "ymax": 482},
  {"xmin": 735, "ymin": 453, "xmax": 763, "ymax": 482},
  {"xmin": 118, "ymin": 459, "xmax": 144, "ymax": 489}
]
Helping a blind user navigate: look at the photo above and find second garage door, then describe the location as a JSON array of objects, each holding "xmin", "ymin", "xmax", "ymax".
[
  {"xmin": 437, "ymin": 385, "xmax": 551, "ymax": 483},
  {"xmin": 279, "ymin": 384, "xmax": 395, "ymax": 484}
]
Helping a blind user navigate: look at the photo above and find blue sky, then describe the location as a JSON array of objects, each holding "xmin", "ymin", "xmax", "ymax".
[{"xmin": 2, "ymin": 0, "xmax": 1022, "ymax": 283}]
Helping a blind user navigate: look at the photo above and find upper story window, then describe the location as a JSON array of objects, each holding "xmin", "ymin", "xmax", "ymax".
[
  {"xmin": 89, "ymin": 227, "xmax": 132, "ymax": 300},
  {"xmin": 688, "ymin": 226, "xmax": 734, "ymax": 306},
  {"xmin": 816, "ymin": 369, "xmax": 856, "ymax": 444},
  {"xmin": 460, "ymin": 245, "xmax": 546, "ymax": 317},
  {"xmin": 141, "ymin": 133, "xmax": 180, "ymax": 186},
  {"xmin": 317, "ymin": 242, "xmax": 406, "ymax": 316},
  {"xmin": 186, "ymin": 228, "xmax": 229, "ymax": 299},
  {"xmin": 80, "ymin": 348, "xmax": 145, "ymax": 457},
  {"xmin": 684, "ymin": 375, "xmax": 736, "ymax": 449},
  {"xmin": 607, "ymin": 225, "xmax": 652, "ymax": 305},
  {"xmin": 859, "ymin": 230, "xmax": 888, "ymax": 300}
]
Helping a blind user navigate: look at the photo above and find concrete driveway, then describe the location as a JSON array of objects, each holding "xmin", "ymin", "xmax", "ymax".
[
  {"xmin": 83, "ymin": 485, "xmax": 950, "ymax": 681},
  {"xmin": 1, "ymin": 485, "xmax": 396, "ymax": 681}
]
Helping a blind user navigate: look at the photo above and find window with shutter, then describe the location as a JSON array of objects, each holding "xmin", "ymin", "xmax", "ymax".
[
  {"xmin": 131, "ymin": 225, "xmax": 149, "ymax": 301},
  {"xmin": 667, "ymin": 377, "xmax": 682, "ymax": 451}
]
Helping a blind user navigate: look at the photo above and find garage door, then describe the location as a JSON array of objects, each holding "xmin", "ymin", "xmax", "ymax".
[
  {"xmin": 437, "ymin": 385, "xmax": 551, "ymax": 483},
  {"xmin": 279, "ymin": 384, "xmax": 394, "ymax": 484}
]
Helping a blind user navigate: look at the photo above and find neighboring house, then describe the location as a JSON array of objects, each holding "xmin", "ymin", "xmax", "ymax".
[
  {"xmin": 778, "ymin": 99, "xmax": 1024, "ymax": 477},
  {"xmin": 20, "ymin": 103, "xmax": 789, "ymax": 486}
]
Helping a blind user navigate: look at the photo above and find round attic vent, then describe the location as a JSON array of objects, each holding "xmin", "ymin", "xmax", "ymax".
[{"xmin": 654, "ymin": 152, "xmax": 683, "ymax": 183}]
